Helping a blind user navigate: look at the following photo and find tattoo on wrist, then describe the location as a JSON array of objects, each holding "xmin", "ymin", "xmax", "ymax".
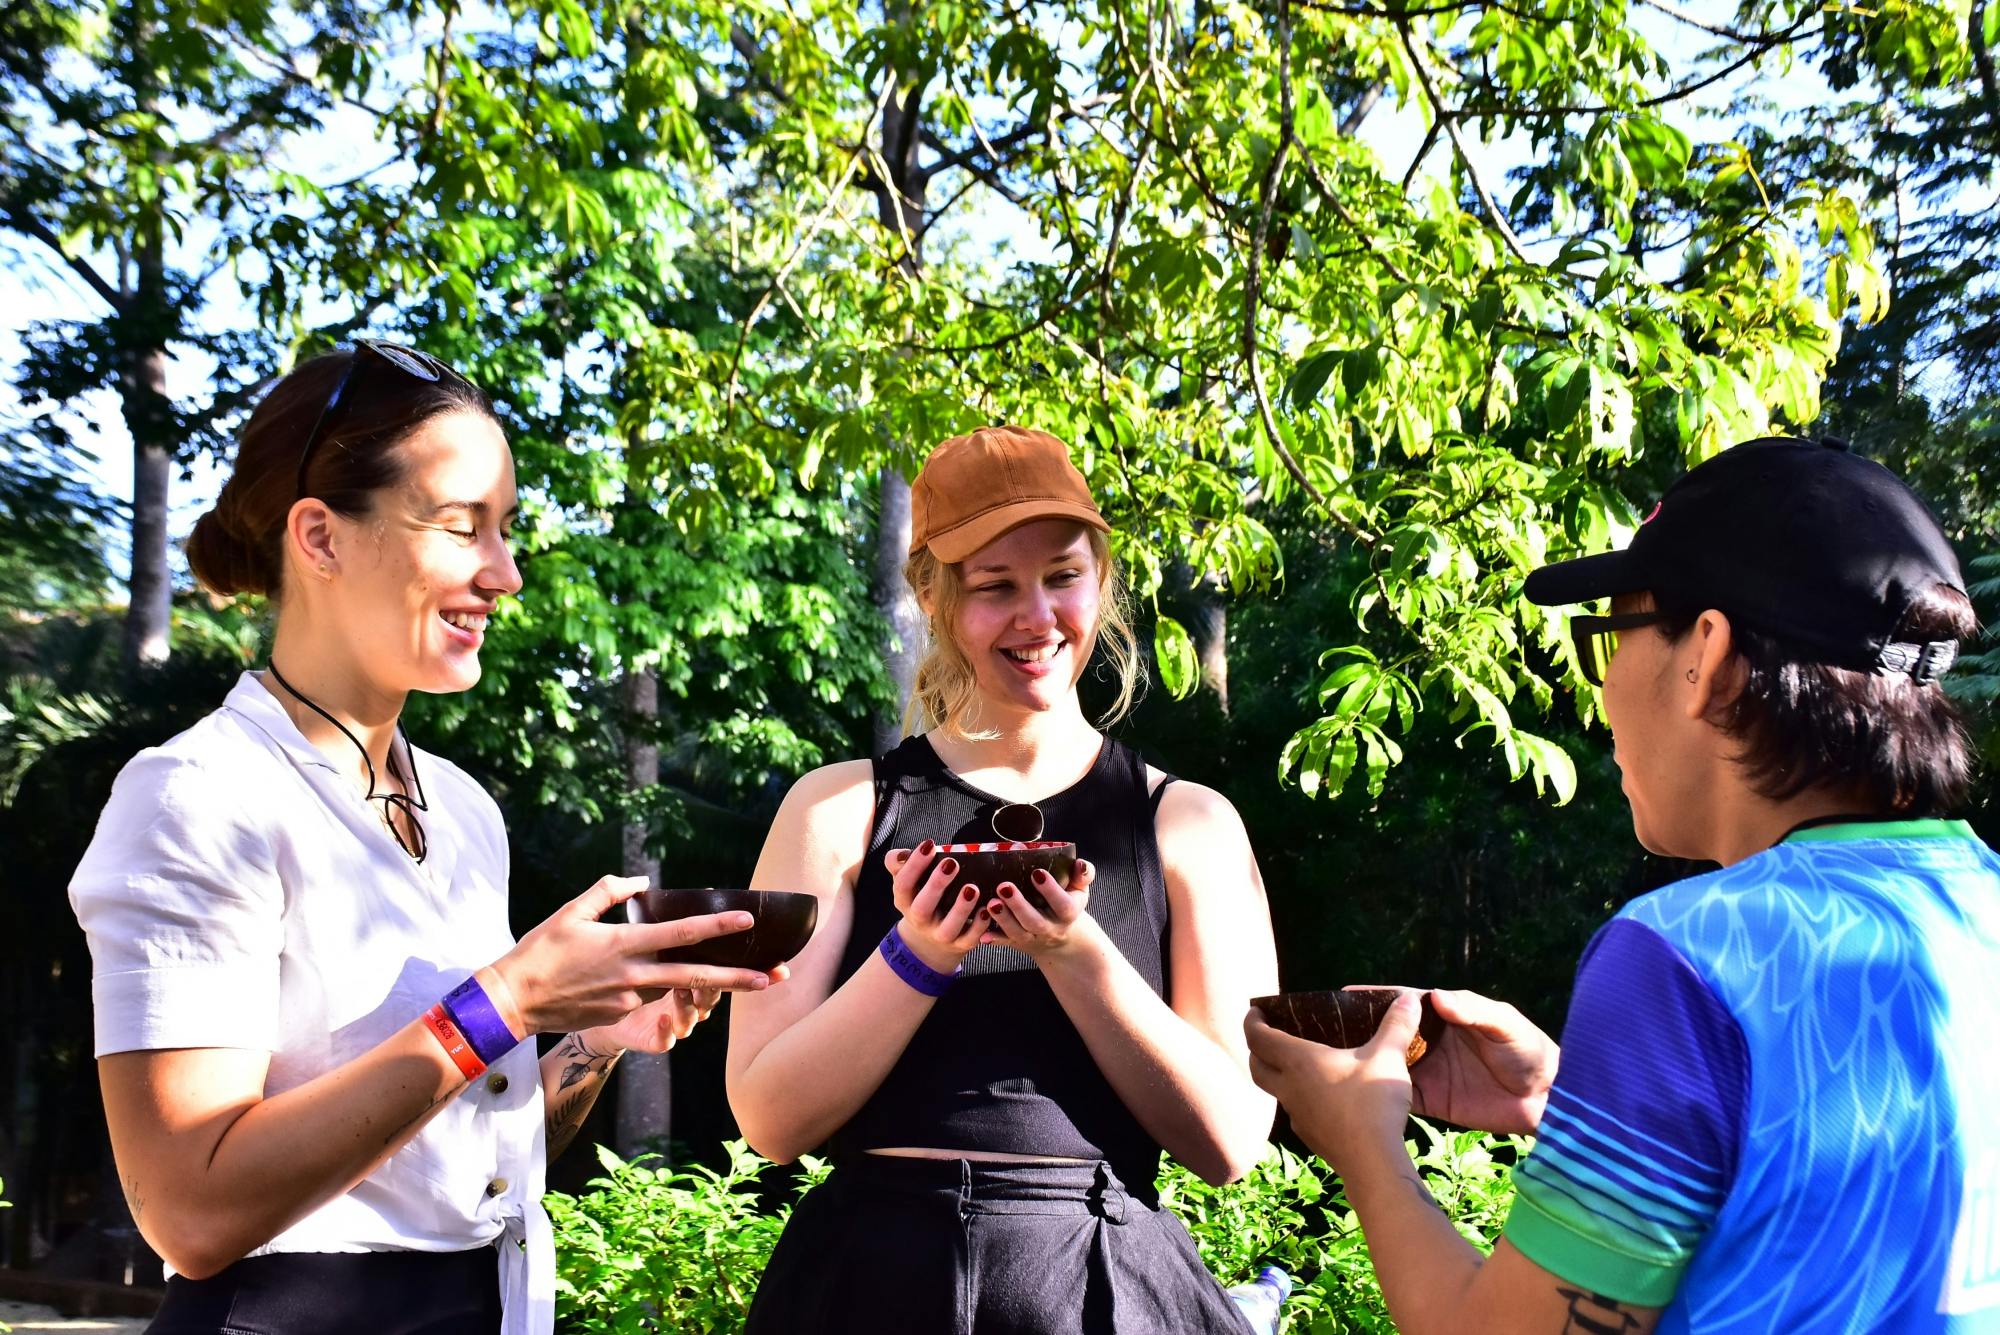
[
  {"xmin": 551, "ymin": 1030, "xmax": 621, "ymax": 1093},
  {"xmin": 1557, "ymin": 1286, "xmax": 1641, "ymax": 1333}
]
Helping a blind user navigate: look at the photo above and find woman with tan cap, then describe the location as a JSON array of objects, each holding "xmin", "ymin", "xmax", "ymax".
[{"xmin": 727, "ymin": 425, "xmax": 1279, "ymax": 1333}]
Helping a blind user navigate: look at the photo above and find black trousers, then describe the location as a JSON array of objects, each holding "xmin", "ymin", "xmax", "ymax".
[
  {"xmin": 744, "ymin": 1156, "xmax": 1254, "ymax": 1335},
  {"xmin": 147, "ymin": 1246, "xmax": 503, "ymax": 1335}
]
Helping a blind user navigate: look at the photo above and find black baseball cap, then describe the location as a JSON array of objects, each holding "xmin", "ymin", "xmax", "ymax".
[{"xmin": 1524, "ymin": 437, "xmax": 1965, "ymax": 680}]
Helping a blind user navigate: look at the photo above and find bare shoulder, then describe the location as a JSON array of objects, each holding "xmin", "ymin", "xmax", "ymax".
[
  {"xmin": 779, "ymin": 758, "xmax": 876, "ymax": 818},
  {"xmin": 757, "ymin": 759, "xmax": 876, "ymax": 897},
  {"xmin": 1153, "ymin": 776, "xmax": 1247, "ymax": 837}
]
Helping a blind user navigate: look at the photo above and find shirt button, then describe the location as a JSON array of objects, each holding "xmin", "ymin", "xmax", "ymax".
[
  {"xmin": 485, "ymin": 1072, "xmax": 509, "ymax": 1094},
  {"xmin": 486, "ymin": 1177, "xmax": 509, "ymax": 1198}
]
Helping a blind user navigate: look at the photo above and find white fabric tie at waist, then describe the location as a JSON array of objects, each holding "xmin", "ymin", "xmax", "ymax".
[{"xmin": 498, "ymin": 1198, "xmax": 556, "ymax": 1334}]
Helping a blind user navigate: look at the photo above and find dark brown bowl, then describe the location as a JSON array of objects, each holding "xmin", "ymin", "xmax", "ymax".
[
  {"xmin": 929, "ymin": 840, "xmax": 1076, "ymax": 918},
  {"xmin": 621, "ymin": 888, "xmax": 818, "ymax": 971},
  {"xmin": 1251, "ymin": 988, "xmax": 1444, "ymax": 1067}
]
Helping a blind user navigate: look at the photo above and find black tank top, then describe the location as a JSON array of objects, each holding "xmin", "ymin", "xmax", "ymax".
[{"xmin": 827, "ymin": 733, "xmax": 1174, "ymax": 1184}]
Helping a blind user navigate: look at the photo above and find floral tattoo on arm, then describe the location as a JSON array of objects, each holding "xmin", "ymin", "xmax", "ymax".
[{"xmin": 544, "ymin": 1031, "xmax": 622, "ymax": 1160}]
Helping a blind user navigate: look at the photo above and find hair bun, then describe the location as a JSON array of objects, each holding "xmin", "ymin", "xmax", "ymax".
[{"xmin": 186, "ymin": 502, "xmax": 275, "ymax": 597}]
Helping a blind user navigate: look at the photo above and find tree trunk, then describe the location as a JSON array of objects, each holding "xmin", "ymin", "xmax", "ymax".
[
  {"xmin": 120, "ymin": 4, "xmax": 173, "ymax": 673},
  {"xmin": 1191, "ymin": 576, "xmax": 1229, "ymax": 715},
  {"xmin": 123, "ymin": 411, "xmax": 172, "ymax": 671},
  {"xmin": 873, "ymin": 471, "xmax": 922, "ymax": 751},
  {"xmin": 870, "ymin": 53, "xmax": 930, "ymax": 750},
  {"xmin": 613, "ymin": 666, "xmax": 671, "ymax": 1159}
]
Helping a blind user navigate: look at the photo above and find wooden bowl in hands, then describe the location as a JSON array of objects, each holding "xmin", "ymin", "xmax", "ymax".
[
  {"xmin": 927, "ymin": 840, "xmax": 1076, "ymax": 918},
  {"xmin": 621, "ymin": 888, "xmax": 818, "ymax": 971},
  {"xmin": 1250, "ymin": 988, "xmax": 1444, "ymax": 1066}
]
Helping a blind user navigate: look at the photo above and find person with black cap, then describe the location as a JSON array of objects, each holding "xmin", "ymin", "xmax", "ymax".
[{"xmin": 1244, "ymin": 437, "xmax": 2000, "ymax": 1333}]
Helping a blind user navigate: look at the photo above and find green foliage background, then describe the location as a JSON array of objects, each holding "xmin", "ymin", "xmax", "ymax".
[
  {"xmin": 1, "ymin": 0, "xmax": 1996, "ymax": 1290},
  {"xmin": 547, "ymin": 1124, "xmax": 1520, "ymax": 1333}
]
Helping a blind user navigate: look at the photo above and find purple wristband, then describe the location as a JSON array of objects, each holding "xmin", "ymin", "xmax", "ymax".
[
  {"xmin": 879, "ymin": 923, "xmax": 960, "ymax": 998},
  {"xmin": 443, "ymin": 975, "xmax": 521, "ymax": 1066}
]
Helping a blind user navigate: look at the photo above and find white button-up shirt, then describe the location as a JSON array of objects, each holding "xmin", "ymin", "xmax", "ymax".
[{"xmin": 69, "ymin": 672, "xmax": 553, "ymax": 1332}]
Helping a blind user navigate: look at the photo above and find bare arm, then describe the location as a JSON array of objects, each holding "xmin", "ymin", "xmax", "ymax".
[
  {"xmin": 538, "ymin": 985, "xmax": 730, "ymax": 1161},
  {"xmin": 726, "ymin": 762, "xmax": 986, "ymax": 1163},
  {"xmin": 987, "ymin": 779, "xmax": 1277, "ymax": 1183},
  {"xmin": 103, "ymin": 878, "xmax": 776, "ymax": 1279},
  {"xmin": 1247, "ymin": 998, "xmax": 1662, "ymax": 1335},
  {"xmin": 103, "ymin": 1019, "xmax": 471, "ymax": 1280}
]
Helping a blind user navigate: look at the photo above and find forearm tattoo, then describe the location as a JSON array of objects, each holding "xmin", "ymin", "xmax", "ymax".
[
  {"xmin": 544, "ymin": 1031, "xmax": 621, "ymax": 1160},
  {"xmin": 1557, "ymin": 1286, "xmax": 1642, "ymax": 1333},
  {"xmin": 550, "ymin": 1030, "xmax": 621, "ymax": 1092},
  {"xmin": 122, "ymin": 1173, "xmax": 144, "ymax": 1225}
]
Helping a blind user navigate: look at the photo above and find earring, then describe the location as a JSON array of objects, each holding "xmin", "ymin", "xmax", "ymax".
[{"xmin": 1685, "ymin": 667, "xmax": 1697, "ymax": 683}]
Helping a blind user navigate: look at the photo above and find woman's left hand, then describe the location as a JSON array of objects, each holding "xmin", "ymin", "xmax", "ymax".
[
  {"xmin": 590, "ymin": 987, "xmax": 722, "ymax": 1056},
  {"xmin": 980, "ymin": 859, "xmax": 1097, "ymax": 958},
  {"xmin": 1244, "ymin": 992, "xmax": 1420, "ymax": 1176}
]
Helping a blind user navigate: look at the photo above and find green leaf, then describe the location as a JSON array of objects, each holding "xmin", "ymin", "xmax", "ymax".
[{"xmin": 1154, "ymin": 615, "xmax": 1199, "ymax": 700}]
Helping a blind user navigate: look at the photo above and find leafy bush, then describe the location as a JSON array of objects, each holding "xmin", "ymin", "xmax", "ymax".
[
  {"xmin": 548, "ymin": 1141, "xmax": 830, "ymax": 1334},
  {"xmin": 1162, "ymin": 1122, "xmax": 1523, "ymax": 1334},
  {"xmin": 549, "ymin": 1123, "xmax": 1521, "ymax": 1334}
]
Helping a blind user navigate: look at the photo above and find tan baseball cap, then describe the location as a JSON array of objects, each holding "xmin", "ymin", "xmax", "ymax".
[{"xmin": 909, "ymin": 425, "xmax": 1110, "ymax": 563}]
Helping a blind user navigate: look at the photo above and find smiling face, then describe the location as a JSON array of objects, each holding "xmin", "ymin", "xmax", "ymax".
[
  {"xmin": 312, "ymin": 410, "xmax": 523, "ymax": 697},
  {"xmin": 951, "ymin": 519, "xmax": 1101, "ymax": 718}
]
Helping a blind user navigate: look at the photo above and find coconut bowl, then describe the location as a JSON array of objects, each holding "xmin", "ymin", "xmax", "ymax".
[
  {"xmin": 621, "ymin": 888, "xmax": 819, "ymax": 971},
  {"xmin": 1250, "ymin": 988, "xmax": 1444, "ymax": 1067},
  {"xmin": 928, "ymin": 840, "xmax": 1076, "ymax": 918}
]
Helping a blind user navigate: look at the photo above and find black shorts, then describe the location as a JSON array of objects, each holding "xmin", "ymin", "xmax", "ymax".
[
  {"xmin": 146, "ymin": 1246, "xmax": 502, "ymax": 1335},
  {"xmin": 744, "ymin": 1156, "xmax": 1254, "ymax": 1335}
]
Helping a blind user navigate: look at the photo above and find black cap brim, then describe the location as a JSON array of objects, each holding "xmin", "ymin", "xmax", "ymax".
[{"xmin": 1523, "ymin": 549, "xmax": 1645, "ymax": 607}]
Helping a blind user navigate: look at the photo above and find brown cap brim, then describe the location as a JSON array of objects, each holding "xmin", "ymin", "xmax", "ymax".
[{"xmin": 921, "ymin": 499, "xmax": 1111, "ymax": 563}]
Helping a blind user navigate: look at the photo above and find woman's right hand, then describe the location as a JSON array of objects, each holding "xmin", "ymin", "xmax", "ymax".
[
  {"xmin": 486, "ymin": 874, "xmax": 778, "ymax": 1036},
  {"xmin": 885, "ymin": 841, "xmax": 987, "ymax": 973}
]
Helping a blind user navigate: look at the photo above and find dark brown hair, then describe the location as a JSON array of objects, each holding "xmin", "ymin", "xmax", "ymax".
[
  {"xmin": 1659, "ymin": 586, "xmax": 1979, "ymax": 816},
  {"xmin": 187, "ymin": 349, "xmax": 495, "ymax": 597}
]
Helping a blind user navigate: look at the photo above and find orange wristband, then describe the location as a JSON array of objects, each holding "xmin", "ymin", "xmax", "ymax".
[{"xmin": 423, "ymin": 1003, "xmax": 486, "ymax": 1080}]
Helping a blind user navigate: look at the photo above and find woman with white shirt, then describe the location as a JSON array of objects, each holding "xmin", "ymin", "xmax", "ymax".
[{"xmin": 68, "ymin": 341, "xmax": 781, "ymax": 1334}]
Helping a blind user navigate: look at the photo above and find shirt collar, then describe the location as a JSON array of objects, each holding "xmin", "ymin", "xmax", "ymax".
[
  {"xmin": 221, "ymin": 670, "xmax": 342, "ymax": 773},
  {"xmin": 1783, "ymin": 818, "xmax": 1975, "ymax": 846}
]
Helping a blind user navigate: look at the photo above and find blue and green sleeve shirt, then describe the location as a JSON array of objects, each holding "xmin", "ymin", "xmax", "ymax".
[{"xmin": 1504, "ymin": 820, "xmax": 2000, "ymax": 1332}]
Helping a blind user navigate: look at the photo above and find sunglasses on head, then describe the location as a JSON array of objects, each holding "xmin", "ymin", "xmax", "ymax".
[
  {"xmin": 295, "ymin": 339, "xmax": 460, "ymax": 500},
  {"xmin": 1569, "ymin": 610, "xmax": 1673, "ymax": 686}
]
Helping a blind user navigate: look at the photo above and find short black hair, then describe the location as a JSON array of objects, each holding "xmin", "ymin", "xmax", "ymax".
[{"xmin": 1657, "ymin": 584, "xmax": 1979, "ymax": 815}]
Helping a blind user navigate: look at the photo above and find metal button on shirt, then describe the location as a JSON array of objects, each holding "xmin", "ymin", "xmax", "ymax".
[
  {"xmin": 486, "ymin": 1177, "xmax": 509, "ymax": 1198},
  {"xmin": 485, "ymin": 1072, "xmax": 509, "ymax": 1094}
]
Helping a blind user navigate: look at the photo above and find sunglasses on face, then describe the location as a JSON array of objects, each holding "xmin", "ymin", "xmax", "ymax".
[
  {"xmin": 1569, "ymin": 610, "xmax": 1672, "ymax": 686},
  {"xmin": 294, "ymin": 339, "xmax": 461, "ymax": 500}
]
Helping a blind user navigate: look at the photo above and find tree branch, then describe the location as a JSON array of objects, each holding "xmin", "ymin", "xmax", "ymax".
[
  {"xmin": 1396, "ymin": 20, "xmax": 1529, "ymax": 262},
  {"xmin": 0, "ymin": 205, "xmax": 124, "ymax": 309},
  {"xmin": 1245, "ymin": 1, "xmax": 1349, "ymax": 529},
  {"xmin": 723, "ymin": 79, "xmax": 894, "ymax": 430}
]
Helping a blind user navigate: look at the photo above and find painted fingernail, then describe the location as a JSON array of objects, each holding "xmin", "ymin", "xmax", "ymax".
[
  {"xmin": 998, "ymin": 884, "xmax": 1016, "ymax": 898},
  {"xmin": 961, "ymin": 885, "xmax": 977, "ymax": 900},
  {"xmin": 940, "ymin": 858, "xmax": 958, "ymax": 875},
  {"xmin": 1032, "ymin": 869, "xmax": 1051, "ymax": 883},
  {"xmin": 918, "ymin": 839, "xmax": 935, "ymax": 855}
]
